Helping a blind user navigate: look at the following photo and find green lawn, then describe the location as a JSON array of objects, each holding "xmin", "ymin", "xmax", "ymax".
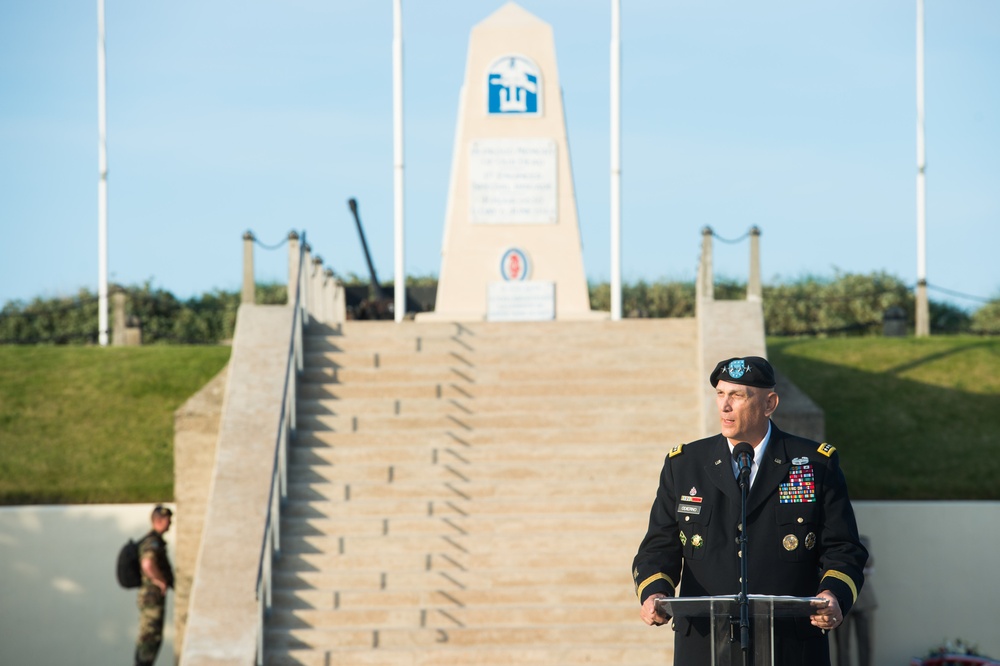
[
  {"xmin": 768, "ymin": 336, "xmax": 1000, "ymax": 500},
  {"xmin": 0, "ymin": 345, "xmax": 230, "ymax": 504},
  {"xmin": 0, "ymin": 336, "xmax": 996, "ymax": 504}
]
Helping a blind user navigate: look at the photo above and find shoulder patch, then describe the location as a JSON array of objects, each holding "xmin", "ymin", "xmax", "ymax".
[
  {"xmin": 818, "ymin": 442, "xmax": 836, "ymax": 457},
  {"xmin": 669, "ymin": 443, "xmax": 685, "ymax": 458}
]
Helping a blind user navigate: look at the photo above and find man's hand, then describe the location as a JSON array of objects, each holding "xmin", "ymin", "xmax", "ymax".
[
  {"xmin": 809, "ymin": 590, "xmax": 843, "ymax": 631},
  {"xmin": 640, "ymin": 593, "xmax": 669, "ymax": 626}
]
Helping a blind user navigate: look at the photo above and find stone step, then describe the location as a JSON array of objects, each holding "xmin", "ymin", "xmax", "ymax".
[
  {"xmin": 281, "ymin": 496, "xmax": 653, "ymax": 519},
  {"xmin": 289, "ymin": 442, "xmax": 669, "ymax": 466},
  {"xmin": 302, "ymin": 346, "xmax": 694, "ymax": 370},
  {"xmin": 296, "ymin": 394, "xmax": 680, "ymax": 418},
  {"xmin": 267, "ymin": 603, "xmax": 639, "ymax": 630},
  {"xmin": 293, "ymin": 427, "xmax": 690, "ymax": 448},
  {"xmin": 297, "ymin": 410, "xmax": 674, "ymax": 432},
  {"xmin": 309, "ymin": 318, "xmax": 694, "ymax": 342},
  {"xmin": 297, "ymin": 377, "xmax": 686, "ymax": 400},
  {"xmin": 299, "ymin": 363, "xmax": 694, "ymax": 385},
  {"xmin": 265, "ymin": 624, "xmax": 664, "ymax": 651},
  {"xmin": 287, "ymin": 460, "xmax": 656, "ymax": 484},
  {"xmin": 305, "ymin": 321, "xmax": 694, "ymax": 344},
  {"xmin": 272, "ymin": 583, "xmax": 633, "ymax": 610},
  {"xmin": 278, "ymin": 535, "xmax": 642, "ymax": 564},
  {"xmin": 298, "ymin": 368, "xmax": 698, "ymax": 399},
  {"xmin": 285, "ymin": 479, "xmax": 655, "ymax": 502},
  {"xmin": 265, "ymin": 644, "xmax": 671, "ymax": 666},
  {"xmin": 272, "ymin": 566, "xmax": 634, "ymax": 593},
  {"xmin": 280, "ymin": 512, "xmax": 645, "ymax": 539},
  {"xmin": 272, "ymin": 546, "xmax": 636, "ymax": 573}
]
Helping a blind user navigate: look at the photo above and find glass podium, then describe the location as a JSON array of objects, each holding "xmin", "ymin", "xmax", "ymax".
[{"xmin": 655, "ymin": 595, "xmax": 827, "ymax": 666}]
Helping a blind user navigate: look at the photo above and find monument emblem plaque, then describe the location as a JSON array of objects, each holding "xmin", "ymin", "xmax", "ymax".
[
  {"xmin": 499, "ymin": 247, "xmax": 530, "ymax": 281},
  {"xmin": 487, "ymin": 54, "xmax": 541, "ymax": 115},
  {"xmin": 417, "ymin": 2, "xmax": 604, "ymax": 322}
]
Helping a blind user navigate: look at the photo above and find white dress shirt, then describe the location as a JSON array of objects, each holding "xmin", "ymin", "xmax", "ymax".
[{"xmin": 727, "ymin": 421, "xmax": 772, "ymax": 488}]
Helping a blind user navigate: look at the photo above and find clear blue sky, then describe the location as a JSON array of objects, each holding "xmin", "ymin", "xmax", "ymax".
[{"xmin": 1, "ymin": 1, "xmax": 997, "ymax": 310}]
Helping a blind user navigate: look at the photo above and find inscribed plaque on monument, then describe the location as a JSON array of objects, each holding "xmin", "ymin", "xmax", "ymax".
[
  {"xmin": 487, "ymin": 281, "xmax": 555, "ymax": 321},
  {"xmin": 469, "ymin": 138, "xmax": 557, "ymax": 224}
]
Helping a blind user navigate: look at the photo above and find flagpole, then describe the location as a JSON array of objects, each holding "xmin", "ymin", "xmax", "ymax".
[
  {"xmin": 393, "ymin": 0, "xmax": 405, "ymax": 322},
  {"xmin": 915, "ymin": 0, "xmax": 929, "ymax": 336},
  {"xmin": 610, "ymin": 0, "xmax": 622, "ymax": 321},
  {"xmin": 97, "ymin": 0, "xmax": 109, "ymax": 345}
]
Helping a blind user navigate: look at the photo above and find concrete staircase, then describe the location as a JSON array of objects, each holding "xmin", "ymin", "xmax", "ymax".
[{"xmin": 263, "ymin": 319, "xmax": 700, "ymax": 665}]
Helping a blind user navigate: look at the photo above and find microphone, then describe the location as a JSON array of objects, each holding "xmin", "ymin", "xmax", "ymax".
[{"xmin": 733, "ymin": 442, "xmax": 754, "ymax": 485}]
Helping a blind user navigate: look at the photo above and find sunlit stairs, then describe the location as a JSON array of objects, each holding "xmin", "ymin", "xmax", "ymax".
[{"xmin": 263, "ymin": 319, "xmax": 700, "ymax": 665}]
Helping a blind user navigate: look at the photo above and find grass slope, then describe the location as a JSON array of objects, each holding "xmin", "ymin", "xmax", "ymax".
[
  {"xmin": 0, "ymin": 337, "xmax": 996, "ymax": 504},
  {"xmin": 0, "ymin": 346, "xmax": 230, "ymax": 504},
  {"xmin": 768, "ymin": 336, "xmax": 1000, "ymax": 500}
]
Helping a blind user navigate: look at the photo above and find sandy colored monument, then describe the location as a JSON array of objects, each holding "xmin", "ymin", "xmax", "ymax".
[{"xmin": 418, "ymin": 2, "xmax": 604, "ymax": 322}]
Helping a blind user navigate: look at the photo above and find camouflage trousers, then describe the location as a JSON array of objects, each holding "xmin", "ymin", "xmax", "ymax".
[{"xmin": 135, "ymin": 586, "xmax": 165, "ymax": 666}]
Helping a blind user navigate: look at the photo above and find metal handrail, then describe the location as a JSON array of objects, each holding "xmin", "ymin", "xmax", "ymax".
[{"xmin": 254, "ymin": 231, "xmax": 309, "ymax": 665}]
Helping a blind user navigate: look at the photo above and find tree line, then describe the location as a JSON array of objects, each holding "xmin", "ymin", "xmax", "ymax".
[{"xmin": 1, "ymin": 272, "xmax": 997, "ymax": 345}]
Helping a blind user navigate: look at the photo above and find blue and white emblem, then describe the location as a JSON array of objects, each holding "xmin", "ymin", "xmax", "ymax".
[
  {"xmin": 487, "ymin": 55, "xmax": 541, "ymax": 115},
  {"xmin": 727, "ymin": 359, "xmax": 747, "ymax": 379}
]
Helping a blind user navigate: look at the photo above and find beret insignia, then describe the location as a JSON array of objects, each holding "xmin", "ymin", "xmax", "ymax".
[{"xmin": 710, "ymin": 356, "xmax": 776, "ymax": 388}]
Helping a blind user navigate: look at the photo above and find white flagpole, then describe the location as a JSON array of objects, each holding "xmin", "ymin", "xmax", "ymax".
[
  {"xmin": 97, "ymin": 0, "xmax": 109, "ymax": 345},
  {"xmin": 610, "ymin": 0, "xmax": 622, "ymax": 321},
  {"xmin": 915, "ymin": 0, "xmax": 929, "ymax": 336},
  {"xmin": 393, "ymin": 0, "xmax": 405, "ymax": 322}
]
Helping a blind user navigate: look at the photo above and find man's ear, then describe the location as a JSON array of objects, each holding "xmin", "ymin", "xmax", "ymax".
[{"xmin": 765, "ymin": 391, "xmax": 779, "ymax": 416}]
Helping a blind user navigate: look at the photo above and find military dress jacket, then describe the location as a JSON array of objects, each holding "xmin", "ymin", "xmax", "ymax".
[{"xmin": 632, "ymin": 423, "xmax": 868, "ymax": 665}]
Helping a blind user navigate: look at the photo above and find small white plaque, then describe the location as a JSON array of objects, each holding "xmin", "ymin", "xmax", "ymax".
[
  {"xmin": 487, "ymin": 281, "xmax": 555, "ymax": 321},
  {"xmin": 469, "ymin": 138, "xmax": 557, "ymax": 224}
]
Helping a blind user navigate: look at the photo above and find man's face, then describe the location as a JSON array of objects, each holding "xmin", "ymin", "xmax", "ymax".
[
  {"xmin": 153, "ymin": 514, "xmax": 172, "ymax": 534},
  {"xmin": 715, "ymin": 379, "xmax": 776, "ymax": 443}
]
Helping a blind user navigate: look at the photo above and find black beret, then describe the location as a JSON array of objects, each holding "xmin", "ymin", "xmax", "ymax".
[{"xmin": 710, "ymin": 356, "xmax": 776, "ymax": 388}]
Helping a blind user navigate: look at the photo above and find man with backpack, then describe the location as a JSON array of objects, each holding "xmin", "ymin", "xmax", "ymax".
[{"xmin": 135, "ymin": 505, "xmax": 174, "ymax": 666}]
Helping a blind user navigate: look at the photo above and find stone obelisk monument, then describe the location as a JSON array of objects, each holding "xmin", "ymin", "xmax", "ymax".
[{"xmin": 418, "ymin": 2, "xmax": 602, "ymax": 322}]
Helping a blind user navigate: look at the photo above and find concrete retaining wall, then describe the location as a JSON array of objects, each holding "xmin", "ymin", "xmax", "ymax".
[
  {"xmin": 0, "ymin": 504, "xmax": 175, "ymax": 666},
  {"xmin": 1, "ymin": 501, "xmax": 996, "ymax": 665},
  {"xmin": 850, "ymin": 501, "xmax": 1000, "ymax": 665}
]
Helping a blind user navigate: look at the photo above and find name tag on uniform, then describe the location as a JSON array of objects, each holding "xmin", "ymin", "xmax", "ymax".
[{"xmin": 678, "ymin": 504, "xmax": 702, "ymax": 515}]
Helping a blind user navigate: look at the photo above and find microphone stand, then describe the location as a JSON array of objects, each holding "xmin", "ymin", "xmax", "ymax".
[{"xmin": 737, "ymin": 456, "xmax": 751, "ymax": 666}]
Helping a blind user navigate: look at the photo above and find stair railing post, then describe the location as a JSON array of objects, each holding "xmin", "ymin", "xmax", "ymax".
[
  {"xmin": 322, "ymin": 269, "xmax": 335, "ymax": 324},
  {"xmin": 747, "ymin": 226, "xmax": 762, "ymax": 301},
  {"xmin": 301, "ymin": 243, "xmax": 313, "ymax": 317},
  {"xmin": 333, "ymin": 277, "xmax": 346, "ymax": 325},
  {"xmin": 243, "ymin": 231, "xmax": 256, "ymax": 305},
  {"xmin": 311, "ymin": 256, "xmax": 323, "ymax": 320},
  {"xmin": 112, "ymin": 290, "xmax": 126, "ymax": 346},
  {"xmin": 697, "ymin": 226, "xmax": 715, "ymax": 303},
  {"xmin": 287, "ymin": 231, "xmax": 300, "ymax": 307}
]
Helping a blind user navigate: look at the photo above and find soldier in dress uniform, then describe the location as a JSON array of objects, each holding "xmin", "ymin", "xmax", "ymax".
[
  {"xmin": 135, "ymin": 505, "xmax": 174, "ymax": 666},
  {"xmin": 632, "ymin": 356, "xmax": 868, "ymax": 665}
]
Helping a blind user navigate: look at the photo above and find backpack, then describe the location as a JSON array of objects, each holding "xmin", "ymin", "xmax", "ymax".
[{"xmin": 116, "ymin": 538, "xmax": 142, "ymax": 589}]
